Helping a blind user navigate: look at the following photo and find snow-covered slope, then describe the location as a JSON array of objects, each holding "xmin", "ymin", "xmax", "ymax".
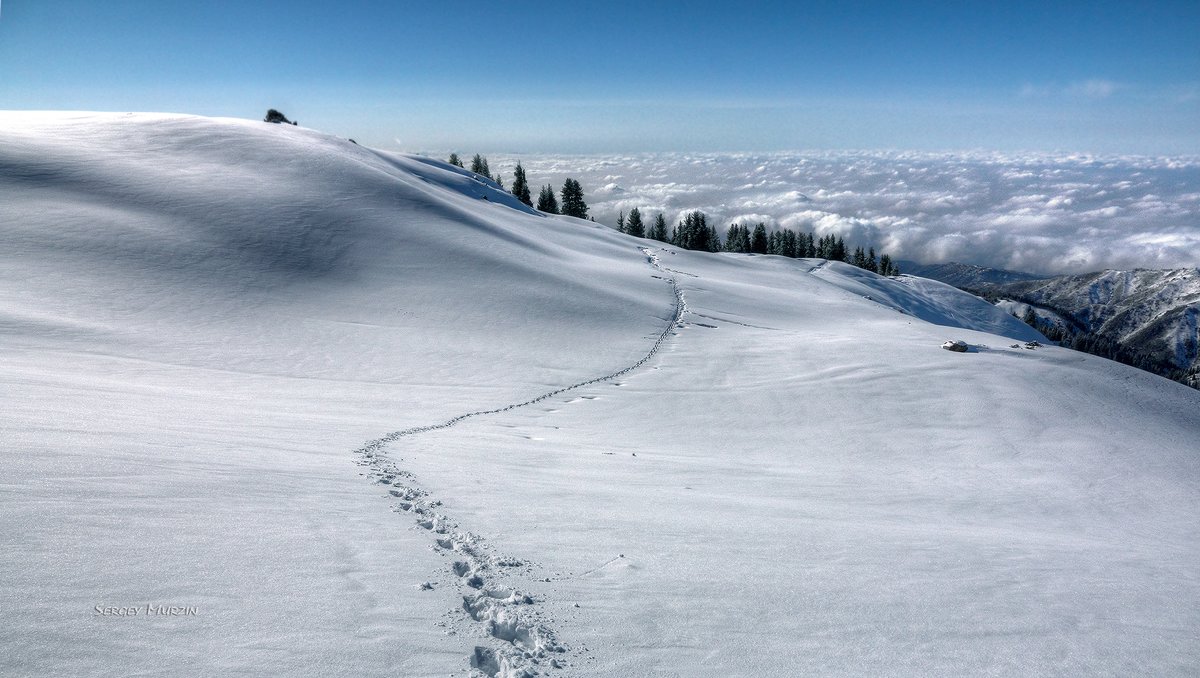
[
  {"xmin": 996, "ymin": 298, "xmax": 1073, "ymax": 335},
  {"xmin": 807, "ymin": 262, "xmax": 1046, "ymax": 343},
  {"xmin": 3, "ymin": 113, "xmax": 1199, "ymax": 677}
]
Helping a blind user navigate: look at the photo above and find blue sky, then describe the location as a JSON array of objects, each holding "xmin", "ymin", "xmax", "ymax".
[{"xmin": 1, "ymin": 1, "xmax": 1197, "ymax": 153}]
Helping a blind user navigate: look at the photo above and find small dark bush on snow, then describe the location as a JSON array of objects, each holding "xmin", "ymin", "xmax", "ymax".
[{"xmin": 264, "ymin": 109, "xmax": 297, "ymax": 125}]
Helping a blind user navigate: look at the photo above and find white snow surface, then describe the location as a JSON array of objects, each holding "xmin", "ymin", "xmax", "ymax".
[{"xmin": 3, "ymin": 112, "xmax": 1199, "ymax": 677}]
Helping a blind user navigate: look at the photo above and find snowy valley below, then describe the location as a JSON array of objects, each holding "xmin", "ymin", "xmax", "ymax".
[{"xmin": 2, "ymin": 113, "xmax": 1199, "ymax": 677}]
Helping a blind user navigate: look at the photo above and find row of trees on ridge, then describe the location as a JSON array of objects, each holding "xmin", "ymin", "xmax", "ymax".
[
  {"xmin": 450, "ymin": 153, "xmax": 589, "ymax": 219},
  {"xmin": 449, "ymin": 153, "xmax": 898, "ymax": 277},
  {"xmin": 620, "ymin": 209, "xmax": 899, "ymax": 275}
]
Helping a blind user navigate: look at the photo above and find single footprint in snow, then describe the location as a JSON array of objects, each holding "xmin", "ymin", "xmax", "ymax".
[{"xmin": 470, "ymin": 647, "xmax": 501, "ymax": 677}]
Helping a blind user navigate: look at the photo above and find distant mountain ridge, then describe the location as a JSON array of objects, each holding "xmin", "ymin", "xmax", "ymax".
[
  {"xmin": 896, "ymin": 260, "xmax": 1047, "ymax": 288},
  {"xmin": 985, "ymin": 269, "xmax": 1200, "ymax": 387},
  {"xmin": 907, "ymin": 261, "xmax": 1200, "ymax": 388}
]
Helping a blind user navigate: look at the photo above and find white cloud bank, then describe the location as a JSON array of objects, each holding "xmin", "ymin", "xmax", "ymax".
[{"xmin": 488, "ymin": 151, "xmax": 1200, "ymax": 275}]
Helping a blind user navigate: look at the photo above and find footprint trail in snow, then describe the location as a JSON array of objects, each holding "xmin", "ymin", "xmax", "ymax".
[{"xmin": 354, "ymin": 247, "xmax": 687, "ymax": 676}]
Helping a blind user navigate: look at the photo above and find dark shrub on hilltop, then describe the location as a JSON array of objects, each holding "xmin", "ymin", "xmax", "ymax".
[{"xmin": 264, "ymin": 109, "xmax": 297, "ymax": 125}]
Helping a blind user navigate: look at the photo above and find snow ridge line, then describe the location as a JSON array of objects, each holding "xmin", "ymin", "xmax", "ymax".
[{"xmin": 353, "ymin": 247, "xmax": 685, "ymax": 676}]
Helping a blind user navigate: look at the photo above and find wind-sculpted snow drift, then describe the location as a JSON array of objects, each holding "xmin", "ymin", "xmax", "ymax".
[{"xmin": 2, "ymin": 113, "xmax": 1199, "ymax": 677}]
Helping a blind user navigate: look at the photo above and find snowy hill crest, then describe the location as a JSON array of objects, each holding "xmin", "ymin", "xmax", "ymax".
[{"xmin": 3, "ymin": 112, "xmax": 1199, "ymax": 678}]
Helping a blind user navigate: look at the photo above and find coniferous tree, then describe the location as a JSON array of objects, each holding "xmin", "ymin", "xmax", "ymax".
[
  {"xmin": 698, "ymin": 214, "xmax": 712, "ymax": 251},
  {"xmin": 1022, "ymin": 306, "xmax": 1038, "ymax": 327},
  {"xmin": 720, "ymin": 224, "xmax": 739, "ymax": 250},
  {"xmin": 495, "ymin": 174, "xmax": 504, "ymax": 189},
  {"xmin": 750, "ymin": 223, "xmax": 768, "ymax": 254},
  {"xmin": 722, "ymin": 224, "xmax": 751, "ymax": 253},
  {"xmin": 879, "ymin": 254, "xmax": 897, "ymax": 276},
  {"xmin": 852, "ymin": 246, "xmax": 866, "ymax": 268},
  {"xmin": 511, "ymin": 163, "xmax": 532, "ymax": 206},
  {"xmin": 560, "ymin": 179, "xmax": 588, "ymax": 218},
  {"xmin": 536, "ymin": 184, "xmax": 559, "ymax": 214},
  {"xmin": 781, "ymin": 229, "xmax": 798, "ymax": 258},
  {"xmin": 672, "ymin": 212, "xmax": 714, "ymax": 251},
  {"xmin": 724, "ymin": 225, "xmax": 742, "ymax": 252},
  {"xmin": 691, "ymin": 213, "xmax": 707, "ymax": 250},
  {"xmin": 617, "ymin": 211, "xmax": 626, "ymax": 233},
  {"xmin": 448, "ymin": 153, "xmax": 464, "ymax": 168},
  {"xmin": 470, "ymin": 154, "xmax": 491, "ymax": 179},
  {"xmin": 649, "ymin": 213, "xmax": 669, "ymax": 242},
  {"xmin": 800, "ymin": 232, "xmax": 815, "ymax": 258},
  {"xmin": 866, "ymin": 247, "xmax": 878, "ymax": 273},
  {"xmin": 820, "ymin": 235, "xmax": 849, "ymax": 261},
  {"xmin": 626, "ymin": 207, "xmax": 645, "ymax": 238}
]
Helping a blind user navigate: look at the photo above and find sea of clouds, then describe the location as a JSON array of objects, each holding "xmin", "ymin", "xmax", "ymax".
[{"xmin": 485, "ymin": 151, "xmax": 1200, "ymax": 275}]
